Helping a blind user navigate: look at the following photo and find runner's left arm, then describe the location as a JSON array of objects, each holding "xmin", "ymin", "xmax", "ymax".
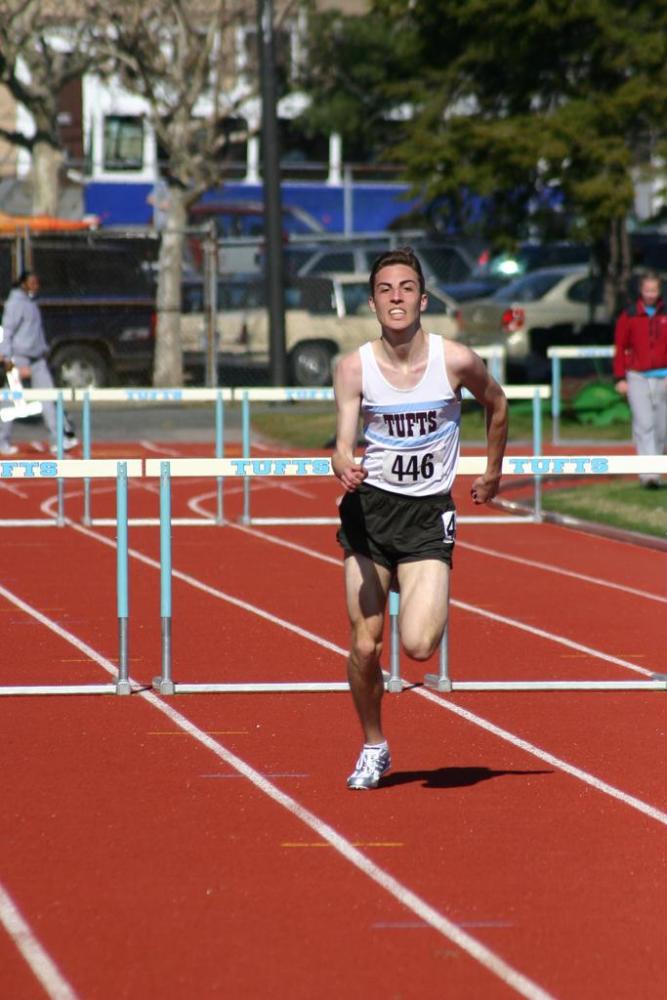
[{"xmin": 450, "ymin": 343, "xmax": 508, "ymax": 504}]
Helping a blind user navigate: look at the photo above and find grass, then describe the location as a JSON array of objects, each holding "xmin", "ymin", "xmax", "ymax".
[
  {"xmin": 539, "ymin": 480, "xmax": 666, "ymax": 540},
  {"xmin": 249, "ymin": 400, "xmax": 632, "ymax": 449},
  {"xmin": 250, "ymin": 401, "xmax": 666, "ymax": 541}
]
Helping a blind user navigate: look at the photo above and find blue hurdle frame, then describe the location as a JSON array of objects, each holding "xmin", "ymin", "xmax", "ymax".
[
  {"xmin": 0, "ymin": 459, "xmax": 138, "ymax": 696},
  {"xmin": 146, "ymin": 454, "xmax": 667, "ymax": 696}
]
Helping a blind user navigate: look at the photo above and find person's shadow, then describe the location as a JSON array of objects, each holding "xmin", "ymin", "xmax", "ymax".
[{"xmin": 380, "ymin": 765, "xmax": 552, "ymax": 790}]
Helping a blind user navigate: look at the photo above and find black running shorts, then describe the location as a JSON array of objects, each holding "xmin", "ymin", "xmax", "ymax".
[{"xmin": 337, "ymin": 483, "xmax": 456, "ymax": 570}]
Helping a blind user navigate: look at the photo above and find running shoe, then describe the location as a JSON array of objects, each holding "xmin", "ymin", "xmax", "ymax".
[
  {"xmin": 0, "ymin": 444, "xmax": 19, "ymax": 456},
  {"xmin": 347, "ymin": 742, "xmax": 391, "ymax": 790},
  {"xmin": 50, "ymin": 436, "xmax": 79, "ymax": 453}
]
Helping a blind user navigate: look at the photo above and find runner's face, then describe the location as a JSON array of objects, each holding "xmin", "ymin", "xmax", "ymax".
[{"xmin": 369, "ymin": 264, "xmax": 427, "ymax": 332}]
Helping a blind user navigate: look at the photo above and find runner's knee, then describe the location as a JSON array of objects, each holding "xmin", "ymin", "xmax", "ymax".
[
  {"xmin": 401, "ymin": 627, "xmax": 441, "ymax": 661},
  {"xmin": 351, "ymin": 629, "xmax": 383, "ymax": 666}
]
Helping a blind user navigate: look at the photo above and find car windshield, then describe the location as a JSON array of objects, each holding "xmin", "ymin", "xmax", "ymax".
[{"xmin": 490, "ymin": 271, "xmax": 566, "ymax": 303}]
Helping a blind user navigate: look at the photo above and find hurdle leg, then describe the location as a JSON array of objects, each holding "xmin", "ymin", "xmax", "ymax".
[
  {"xmin": 241, "ymin": 390, "xmax": 251, "ymax": 524},
  {"xmin": 532, "ymin": 387, "xmax": 543, "ymax": 522},
  {"xmin": 424, "ymin": 623, "xmax": 452, "ymax": 692},
  {"xmin": 153, "ymin": 461, "xmax": 175, "ymax": 695},
  {"xmin": 386, "ymin": 589, "xmax": 402, "ymax": 692},
  {"xmin": 82, "ymin": 390, "xmax": 92, "ymax": 525},
  {"xmin": 115, "ymin": 462, "xmax": 132, "ymax": 695},
  {"xmin": 424, "ymin": 581, "xmax": 452, "ymax": 691},
  {"xmin": 551, "ymin": 354, "xmax": 561, "ymax": 446},
  {"xmin": 215, "ymin": 390, "xmax": 224, "ymax": 524},
  {"xmin": 56, "ymin": 392, "xmax": 65, "ymax": 526}
]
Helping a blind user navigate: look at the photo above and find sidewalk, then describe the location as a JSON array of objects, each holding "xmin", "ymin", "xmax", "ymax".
[{"xmin": 5, "ymin": 400, "xmax": 245, "ymax": 446}]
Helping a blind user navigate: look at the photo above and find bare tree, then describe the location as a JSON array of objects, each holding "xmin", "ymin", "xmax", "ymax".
[
  {"xmin": 0, "ymin": 1, "xmax": 96, "ymax": 215},
  {"xmin": 88, "ymin": 0, "xmax": 255, "ymax": 385}
]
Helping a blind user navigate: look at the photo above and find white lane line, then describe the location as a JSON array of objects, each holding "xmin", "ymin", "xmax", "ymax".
[
  {"xmin": 224, "ymin": 522, "xmax": 658, "ymax": 679},
  {"xmin": 188, "ymin": 483, "xmax": 665, "ymax": 604},
  {"xmin": 457, "ymin": 540, "xmax": 666, "ymax": 604},
  {"xmin": 0, "ymin": 585, "xmax": 554, "ymax": 1000},
  {"xmin": 139, "ymin": 441, "xmax": 182, "ymax": 456},
  {"xmin": 414, "ymin": 687, "xmax": 667, "ymax": 827},
  {"xmin": 67, "ymin": 522, "xmax": 348, "ymax": 658},
  {"xmin": 32, "ymin": 499, "xmax": 667, "ymax": 803},
  {"xmin": 452, "ymin": 599, "xmax": 654, "ymax": 678},
  {"xmin": 36, "ymin": 517, "xmax": 667, "ymax": 827},
  {"xmin": 143, "ymin": 691, "xmax": 555, "ymax": 1000},
  {"xmin": 0, "ymin": 481, "xmax": 29, "ymax": 499},
  {"xmin": 0, "ymin": 882, "xmax": 79, "ymax": 1000}
]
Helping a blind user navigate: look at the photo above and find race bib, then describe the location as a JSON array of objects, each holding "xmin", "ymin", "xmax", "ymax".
[
  {"xmin": 441, "ymin": 509, "xmax": 456, "ymax": 544},
  {"xmin": 382, "ymin": 448, "xmax": 443, "ymax": 487}
]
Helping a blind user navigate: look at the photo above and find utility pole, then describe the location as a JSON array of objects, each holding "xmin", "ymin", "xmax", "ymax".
[{"xmin": 257, "ymin": 0, "xmax": 287, "ymax": 385}]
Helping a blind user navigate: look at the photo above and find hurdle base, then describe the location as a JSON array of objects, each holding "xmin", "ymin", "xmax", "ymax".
[
  {"xmin": 386, "ymin": 677, "xmax": 403, "ymax": 693},
  {"xmin": 115, "ymin": 680, "xmax": 132, "ymax": 696},
  {"xmin": 424, "ymin": 673, "xmax": 453, "ymax": 692},
  {"xmin": 152, "ymin": 676, "xmax": 175, "ymax": 695}
]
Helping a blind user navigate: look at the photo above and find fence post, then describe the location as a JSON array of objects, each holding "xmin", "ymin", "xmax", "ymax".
[{"xmin": 203, "ymin": 222, "xmax": 218, "ymax": 389}]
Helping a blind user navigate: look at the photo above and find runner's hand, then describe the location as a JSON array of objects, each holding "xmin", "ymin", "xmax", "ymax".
[
  {"xmin": 471, "ymin": 474, "xmax": 500, "ymax": 505},
  {"xmin": 337, "ymin": 462, "xmax": 367, "ymax": 493}
]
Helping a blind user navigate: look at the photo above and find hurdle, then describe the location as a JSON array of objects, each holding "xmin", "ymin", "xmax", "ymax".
[
  {"xmin": 236, "ymin": 384, "xmax": 552, "ymax": 526},
  {"xmin": 148, "ymin": 456, "xmax": 349, "ymax": 694},
  {"xmin": 548, "ymin": 346, "xmax": 616, "ymax": 445},
  {"xmin": 73, "ymin": 387, "xmax": 232, "ymax": 526},
  {"xmin": 237, "ymin": 386, "xmax": 338, "ymax": 526},
  {"xmin": 146, "ymin": 453, "xmax": 667, "ymax": 695},
  {"xmin": 0, "ymin": 458, "xmax": 142, "ymax": 696},
  {"xmin": 406, "ymin": 454, "xmax": 667, "ymax": 693},
  {"xmin": 0, "ymin": 385, "xmax": 75, "ymax": 526}
]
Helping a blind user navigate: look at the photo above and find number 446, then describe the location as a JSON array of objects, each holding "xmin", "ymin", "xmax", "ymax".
[{"xmin": 390, "ymin": 453, "xmax": 434, "ymax": 481}]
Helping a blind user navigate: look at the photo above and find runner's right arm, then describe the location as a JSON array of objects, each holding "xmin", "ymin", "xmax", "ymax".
[{"xmin": 332, "ymin": 351, "xmax": 367, "ymax": 493}]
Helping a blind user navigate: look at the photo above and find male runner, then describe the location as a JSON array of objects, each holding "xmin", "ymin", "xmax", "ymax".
[{"xmin": 332, "ymin": 247, "xmax": 508, "ymax": 789}]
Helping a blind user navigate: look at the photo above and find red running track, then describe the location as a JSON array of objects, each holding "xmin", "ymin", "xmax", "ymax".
[{"xmin": 0, "ymin": 440, "xmax": 666, "ymax": 999}]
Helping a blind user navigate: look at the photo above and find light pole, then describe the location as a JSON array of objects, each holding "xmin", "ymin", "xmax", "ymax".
[{"xmin": 257, "ymin": 0, "xmax": 287, "ymax": 385}]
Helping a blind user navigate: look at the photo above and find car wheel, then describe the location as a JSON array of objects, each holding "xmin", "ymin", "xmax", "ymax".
[
  {"xmin": 289, "ymin": 342, "xmax": 335, "ymax": 386},
  {"xmin": 50, "ymin": 345, "xmax": 110, "ymax": 389}
]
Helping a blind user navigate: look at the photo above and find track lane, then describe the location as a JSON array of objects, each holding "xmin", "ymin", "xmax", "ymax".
[{"xmin": 2, "ymin": 458, "xmax": 654, "ymax": 996}]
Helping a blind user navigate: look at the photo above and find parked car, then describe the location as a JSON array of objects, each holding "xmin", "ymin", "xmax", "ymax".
[
  {"xmin": 280, "ymin": 240, "xmax": 476, "ymax": 290},
  {"xmin": 181, "ymin": 273, "xmax": 460, "ymax": 386},
  {"xmin": 455, "ymin": 266, "xmax": 612, "ymax": 380},
  {"xmin": 188, "ymin": 200, "xmax": 326, "ymax": 274},
  {"xmin": 437, "ymin": 240, "xmax": 594, "ymax": 302},
  {"xmin": 0, "ymin": 234, "xmax": 157, "ymax": 387},
  {"xmin": 480, "ymin": 241, "xmax": 592, "ymax": 279}
]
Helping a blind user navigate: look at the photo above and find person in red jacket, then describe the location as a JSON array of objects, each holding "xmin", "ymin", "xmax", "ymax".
[{"xmin": 614, "ymin": 271, "xmax": 667, "ymax": 488}]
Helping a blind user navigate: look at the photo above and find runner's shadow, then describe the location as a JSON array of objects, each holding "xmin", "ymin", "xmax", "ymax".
[{"xmin": 381, "ymin": 766, "xmax": 552, "ymax": 790}]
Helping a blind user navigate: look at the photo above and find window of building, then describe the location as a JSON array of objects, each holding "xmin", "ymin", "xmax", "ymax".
[
  {"xmin": 103, "ymin": 115, "xmax": 144, "ymax": 172},
  {"xmin": 236, "ymin": 20, "xmax": 299, "ymax": 88}
]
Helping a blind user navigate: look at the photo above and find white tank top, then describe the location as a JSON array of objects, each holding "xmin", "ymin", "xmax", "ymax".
[{"xmin": 360, "ymin": 334, "xmax": 461, "ymax": 496}]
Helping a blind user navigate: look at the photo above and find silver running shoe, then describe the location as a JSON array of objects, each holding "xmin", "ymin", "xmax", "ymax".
[{"xmin": 347, "ymin": 743, "xmax": 391, "ymax": 790}]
